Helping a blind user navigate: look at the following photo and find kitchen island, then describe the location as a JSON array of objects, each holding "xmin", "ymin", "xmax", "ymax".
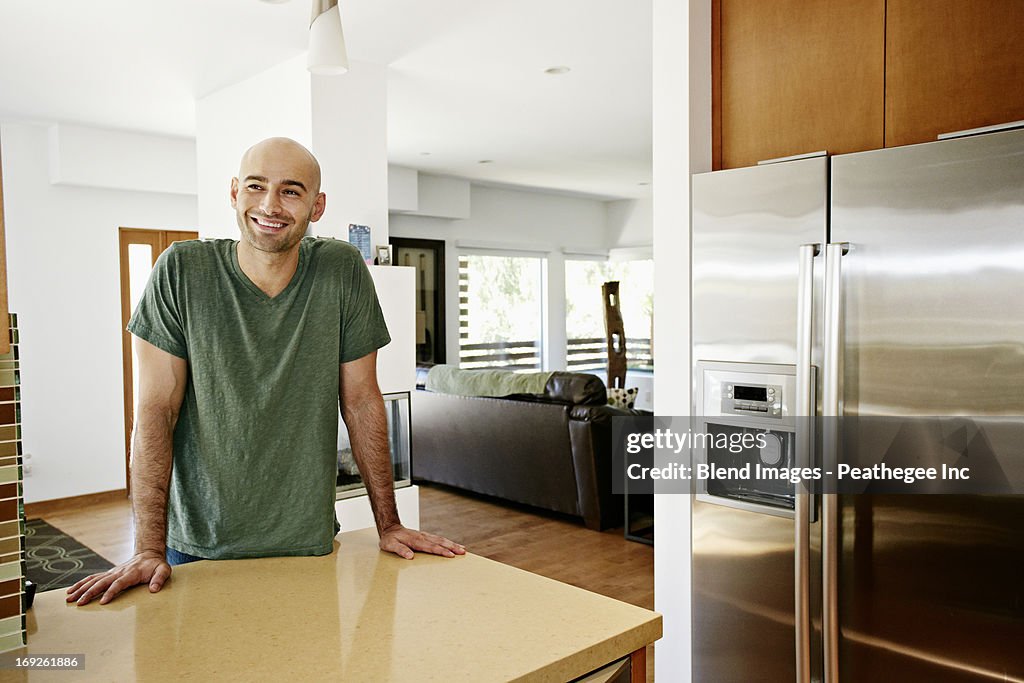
[{"xmin": 8, "ymin": 528, "xmax": 660, "ymax": 681}]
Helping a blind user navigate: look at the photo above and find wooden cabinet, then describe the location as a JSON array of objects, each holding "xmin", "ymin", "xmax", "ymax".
[
  {"xmin": 714, "ymin": 0, "xmax": 1024, "ymax": 169},
  {"xmin": 715, "ymin": 0, "xmax": 885, "ymax": 169},
  {"xmin": 885, "ymin": 0, "xmax": 1024, "ymax": 147}
]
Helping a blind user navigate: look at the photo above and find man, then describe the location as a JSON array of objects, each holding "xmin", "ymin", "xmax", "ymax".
[{"xmin": 68, "ymin": 138, "xmax": 464, "ymax": 606}]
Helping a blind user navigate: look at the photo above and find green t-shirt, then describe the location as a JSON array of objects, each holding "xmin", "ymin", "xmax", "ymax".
[{"xmin": 127, "ymin": 237, "xmax": 391, "ymax": 559}]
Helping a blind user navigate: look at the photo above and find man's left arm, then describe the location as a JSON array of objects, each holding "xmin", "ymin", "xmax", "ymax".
[{"xmin": 340, "ymin": 351, "xmax": 466, "ymax": 559}]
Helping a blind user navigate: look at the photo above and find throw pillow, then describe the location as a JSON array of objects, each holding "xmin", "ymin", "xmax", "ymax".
[{"xmin": 607, "ymin": 386, "xmax": 639, "ymax": 410}]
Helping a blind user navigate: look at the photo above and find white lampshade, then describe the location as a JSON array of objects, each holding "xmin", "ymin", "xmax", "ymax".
[{"xmin": 308, "ymin": 2, "xmax": 348, "ymax": 75}]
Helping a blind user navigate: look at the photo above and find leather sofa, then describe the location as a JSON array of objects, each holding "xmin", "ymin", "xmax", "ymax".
[{"xmin": 411, "ymin": 368, "xmax": 633, "ymax": 530}]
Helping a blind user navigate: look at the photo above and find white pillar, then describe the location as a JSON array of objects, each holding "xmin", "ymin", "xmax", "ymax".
[
  {"xmin": 544, "ymin": 252, "xmax": 568, "ymax": 371},
  {"xmin": 311, "ymin": 61, "xmax": 389, "ymax": 246},
  {"xmin": 652, "ymin": 0, "xmax": 712, "ymax": 680}
]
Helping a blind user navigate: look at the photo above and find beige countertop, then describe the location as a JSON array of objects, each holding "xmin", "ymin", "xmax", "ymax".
[{"xmin": 9, "ymin": 528, "xmax": 661, "ymax": 682}]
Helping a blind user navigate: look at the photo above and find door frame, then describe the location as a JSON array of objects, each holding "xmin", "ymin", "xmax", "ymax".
[{"xmin": 118, "ymin": 228, "xmax": 198, "ymax": 492}]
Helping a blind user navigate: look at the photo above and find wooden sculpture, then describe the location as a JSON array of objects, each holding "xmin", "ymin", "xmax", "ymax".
[{"xmin": 602, "ymin": 281, "xmax": 627, "ymax": 389}]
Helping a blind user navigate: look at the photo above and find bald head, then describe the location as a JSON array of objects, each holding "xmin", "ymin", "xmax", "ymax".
[
  {"xmin": 239, "ymin": 137, "xmax": 322, "ymax": 195},
  {"xmin": 231, "ymin": 137, "xmax": 327, "ymax": 256}
]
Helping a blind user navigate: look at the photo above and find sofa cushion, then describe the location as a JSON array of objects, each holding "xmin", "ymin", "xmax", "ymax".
[
  {"xmin": 425, "ymin": 364, "xmax": 553, "ymax": 397},
  {"xmin": 545, "ymin": 372, "xmax": 608, "ymax": 405}
]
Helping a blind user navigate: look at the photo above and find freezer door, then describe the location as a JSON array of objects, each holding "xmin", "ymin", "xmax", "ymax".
[
  {"xmin": 691, "ymin": 499, "xmax": 818, "ymax": 682},
  {"xmin": 692, "ymin": 156, "xmax": 828, "ymax": 372},
  {"xmin": 691, "ymin": 158, "xmax": 828, "ymax": 683},
  {"xmin": 830, "ymin": 129, "xmax": 1024, "ymax": 680}
]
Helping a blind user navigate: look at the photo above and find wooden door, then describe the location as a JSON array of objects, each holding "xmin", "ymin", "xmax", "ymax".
[
  {"xmin": 885, "ymin": 0, "xmax": 1024, "ymax": 147},
  {"xmin": 714, "ymin": 0, "xmax": 885, "ymax": 169},
  {"xmin": 118, "ymin": 228, "xmax": 198, "ymax": 490}
]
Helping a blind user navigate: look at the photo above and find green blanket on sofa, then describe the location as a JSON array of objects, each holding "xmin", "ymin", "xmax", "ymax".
[{"xmin": 425, "ymin": 365, "xmax": 554, "ymax": 398}]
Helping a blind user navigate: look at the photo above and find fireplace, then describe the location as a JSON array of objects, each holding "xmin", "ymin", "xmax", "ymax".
[{"xmin": 336, "ymin": 391, "xmax": 412, "ymax": 500}]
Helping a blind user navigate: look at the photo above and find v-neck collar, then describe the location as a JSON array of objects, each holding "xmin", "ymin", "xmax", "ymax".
[{"xmin": 229, "ymin": 238, "xmax": 309, "ymax": 302}]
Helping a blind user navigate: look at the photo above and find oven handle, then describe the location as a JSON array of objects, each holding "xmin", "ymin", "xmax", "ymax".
[{"xmin": 795, "ymin": 243, "xmax": 819, "ymax": 683}]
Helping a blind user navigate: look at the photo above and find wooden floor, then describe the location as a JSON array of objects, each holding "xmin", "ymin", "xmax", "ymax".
[
  {"xmin": 26, "ymin": 484, "xmax": 657, "ymax": 680},
  {"xmin": 418, "ymin": 485, "xmax": 654, "ymax": 611}
]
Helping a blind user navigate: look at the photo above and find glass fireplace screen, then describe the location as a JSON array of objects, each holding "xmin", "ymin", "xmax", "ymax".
[{"xmin": 336, "ymin": 391, "xmax": 412, "ymax": 500}]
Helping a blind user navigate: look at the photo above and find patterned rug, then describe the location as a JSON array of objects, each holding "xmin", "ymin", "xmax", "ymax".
[{"xmin": 24, "ymin": 519, "xmax": 114, "ymax": 593}]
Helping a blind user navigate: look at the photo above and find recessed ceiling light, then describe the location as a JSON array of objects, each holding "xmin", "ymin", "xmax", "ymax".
[
  {"xmin": 545, "ymin": 66, "xmax": 571, "ymax": 75},
  {"xmin": 478, "ymin": 160, "xmax": 494, "ymax": 164},
  {"xmin": 420, "ymin": 152, "xmax": 431, "ymax": 156}
]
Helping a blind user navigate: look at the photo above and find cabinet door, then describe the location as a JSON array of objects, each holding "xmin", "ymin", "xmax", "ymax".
[
  {"xmin": 885, "ymin": 0, "xmax": 1024, "ymax": 147},
  {"xmin": 716, "ymin": 0, "xmax": 885, "ymax": 169}
]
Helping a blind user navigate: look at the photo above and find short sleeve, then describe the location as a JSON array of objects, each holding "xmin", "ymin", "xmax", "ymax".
[
  {"xmin": 127, "ymin": 246, "xmax": 189, "ymax": 359},
  {"xmin": 339, "ymin": 255, "xmax": 392, "ymax": 363}
]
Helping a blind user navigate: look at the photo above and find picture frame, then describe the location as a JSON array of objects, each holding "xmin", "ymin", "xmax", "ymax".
[{"xmin": 376, "ymin": 245, "xmax": 393, "ymax": 266}]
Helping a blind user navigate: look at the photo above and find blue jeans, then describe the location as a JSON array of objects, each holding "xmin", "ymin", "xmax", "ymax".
[{"xmin": 166, "ymin": 547, "xmax": 205, "ymax": 566}]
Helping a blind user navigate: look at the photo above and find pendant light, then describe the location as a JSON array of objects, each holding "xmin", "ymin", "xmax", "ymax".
[{"xmin": 308, "ymin": 0, "xmax": 349, "ymax": 75}]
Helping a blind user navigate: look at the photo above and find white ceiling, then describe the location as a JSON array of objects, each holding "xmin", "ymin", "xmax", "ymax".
[{"xmin": 0, "ymin": 0, "xmax": 652, "ymax": 199}]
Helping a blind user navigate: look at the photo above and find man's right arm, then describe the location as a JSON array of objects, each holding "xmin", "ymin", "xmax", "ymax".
[{"xmin": 66, "ymin": 337, "xmax": 187, "ymax": 606}]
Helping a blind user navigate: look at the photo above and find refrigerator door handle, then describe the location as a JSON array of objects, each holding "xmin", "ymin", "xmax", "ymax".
[
  {"xmin": 823, "ymin": 243, "xmax": 848, "ymax": 416},
  {"xmin": 823, "ymin": 242, "xmax": 849, "ymax": 683},
  {"xmin": 795, "ymin": 243, "xmax": 819, "ymax": 683}
]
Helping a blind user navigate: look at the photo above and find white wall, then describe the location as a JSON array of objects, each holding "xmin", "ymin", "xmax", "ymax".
[
  {"xmin": 606, "ymin": 196, "xmax": 653, "ymax": 249},
  {"xmin": 388, "ymin": 166, "xmax": 419, "ymax": 212},
  {"xmin": 392, "ymin": 181, "xmax": 610, "ymax": 250},
  {"xmin": 1, "ymin": 122, "xmax": 198, "ymax": 503},
  {"xmin": 368, "ymin": 265, "xmax": 415, "ymax": 395},
  {"xmin": 456, "ymin": 184, "xmax": 609, "ymax": 252},
  {"xmin": 414, "ymin": 175, "xmax": 471, "ymax": 220},
  {"xmin": 48, "ymin": 123, "xmax": 196, "ymax": 196},
  {"xmin": 195, "ymin": 55, "xmax": 312, "ymax": 240},
  {"xmin": 652, "ymin": 0, "xmax": 712, "ymax": 679}
]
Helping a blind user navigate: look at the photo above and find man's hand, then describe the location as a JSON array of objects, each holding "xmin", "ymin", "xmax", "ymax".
[
  {"xmin": 379, "ymin": 524, "xmax": 466, "ymax": 560},
  {"xmin": 65, "ymin": 551, "xmax": 171, "ymax": 606}
]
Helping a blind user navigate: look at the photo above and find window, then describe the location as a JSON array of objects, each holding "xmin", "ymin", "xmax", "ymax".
[
  {"xmin": 459, "ymin": 253, "xmax": 545, "ymax": 370},
  {"xmin": 565, "ymin": 259, "xmax": 653, "ymax": 372}
]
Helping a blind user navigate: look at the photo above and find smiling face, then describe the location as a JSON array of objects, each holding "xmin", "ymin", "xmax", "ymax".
[{"xmin": 230, "ymin": 138, "xmax": 326, "ymax": 256}]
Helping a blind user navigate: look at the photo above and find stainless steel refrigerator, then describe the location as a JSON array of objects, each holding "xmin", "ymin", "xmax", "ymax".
[{"xmin": 690, "ymin": 127, "xmax": 1024, "ymax": 682}]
